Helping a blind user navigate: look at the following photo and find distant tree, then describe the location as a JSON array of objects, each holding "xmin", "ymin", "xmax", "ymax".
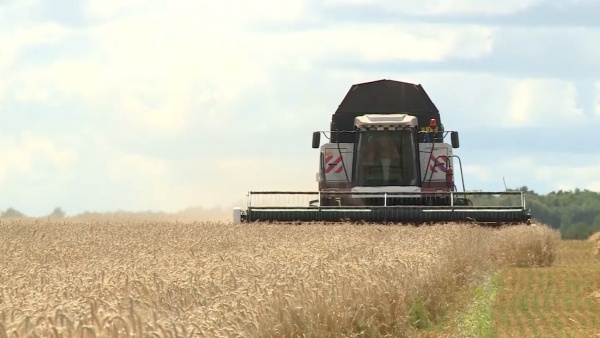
[
  {"xmin": 49, "ymin": 207, "xmax": 66, "ymax": 218},
  {"xmin": 1, "ymin": 208, "xmax": 25, "ymax": 218},
  {"xmin": 560, "ymin": 222, "xmax": 593, "ymax": 240}
]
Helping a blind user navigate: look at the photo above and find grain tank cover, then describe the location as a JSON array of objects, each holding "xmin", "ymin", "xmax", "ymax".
[{"xmin": 331, "ymin": 79, "xmax": 442, "ymax": 142}]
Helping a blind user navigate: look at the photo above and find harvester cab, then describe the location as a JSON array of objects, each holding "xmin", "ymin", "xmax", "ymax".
[
  {"xmin": 233, "ymin": 80, "xmax": 531, "ymax": 225},
  {"xmin": 314, "ymin": 113, "xmax": 461, "ymax": 208}
]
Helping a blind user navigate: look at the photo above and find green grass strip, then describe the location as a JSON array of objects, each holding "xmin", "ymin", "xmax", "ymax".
[{"xmin": 455, "ymin": 273, "xmax": 500, "ymax": 338}]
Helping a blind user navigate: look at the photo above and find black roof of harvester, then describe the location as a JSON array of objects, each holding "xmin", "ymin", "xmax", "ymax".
[{"xmin": 330, "ymin": 79, "xmax": 443, "ymax": 142}]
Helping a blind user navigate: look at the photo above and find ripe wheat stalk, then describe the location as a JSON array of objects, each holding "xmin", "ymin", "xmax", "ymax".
[{"xmin": 0, "ymin": 219, "xmax": 559, "ymax": 337}]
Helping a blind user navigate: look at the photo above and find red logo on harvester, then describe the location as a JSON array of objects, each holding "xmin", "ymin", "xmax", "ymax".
[
  {"xmin": 429, "ymin": 155, "xmax": 448, "ymax": 173},
  {"xmin": 325, "ymin": 155, "xmax": 345, "ymax": 174}
]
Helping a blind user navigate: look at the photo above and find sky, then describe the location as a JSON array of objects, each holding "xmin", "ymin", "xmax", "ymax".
[{"xmin": 1, "ymin": 0, "xmax": 600, "ymax": 216}]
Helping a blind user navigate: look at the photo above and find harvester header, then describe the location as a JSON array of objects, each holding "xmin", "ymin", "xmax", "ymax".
[{"xmin": 233, "ymin": 79, "xmax": 531, "ymax": 225}]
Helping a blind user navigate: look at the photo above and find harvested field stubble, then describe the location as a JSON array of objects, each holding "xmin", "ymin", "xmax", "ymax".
[{"xmin": 0, "ymin": 220, "xmax": 558, "ymax": 337}]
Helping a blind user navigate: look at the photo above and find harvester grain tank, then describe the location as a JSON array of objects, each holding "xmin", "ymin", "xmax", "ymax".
[{"xmin": 234, "ymin": 79, "xmax": 531, "ymax": 225}]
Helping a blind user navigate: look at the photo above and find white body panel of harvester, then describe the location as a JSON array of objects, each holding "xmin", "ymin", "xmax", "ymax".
[
  {"xmin": 319, "ymin": 143, "xmax": 354, "ymax": 183},
  {"xmin": 419, "ymin": 143, "xmax": 453, "ymax": 190}
]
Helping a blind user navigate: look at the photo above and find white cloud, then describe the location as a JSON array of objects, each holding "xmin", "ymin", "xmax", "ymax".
[
  {"xmin": 324, "ymin": 0, "xmax": 544, "ymax": 16},
  {"xmin": 508, "ymin": 79, "xmax": 582, "ymax": 127},
  {"xmin": 463, "ymin": 165, "xmax": 493, "ymax": 182},
  {"xmin": 10, "ymin": 61, "xmax": 107, "ymax": 107},
  {"xmin": 509, "ymin": 81, "xmax": 534, "ymax": 126},
  {"xmin": 7, "ymin": 17, "xmax": 271, "ymax": 133},
  {"xmin": 0, "ymin": 22, "xmax": 71, "ymax": 70},
  {"xmin": 86, "ymin": 0, "xmax": 148, "ymax": 20},
  {"xmin": 4, "ymin": 4, "xmax": 497, "ymax": 138},
  {"xmin": 0, "ymin": 133, "xmax": 78, "ymax": 183},
  {"xmin": 163, "ymin": 0, "xmax": 306, "ymax": 24},
  {"xmin": 0, "ymin": 0, "xmax": 40, "ymax": 26},
  {"xmin": 276, "ymin": 24, "xmax": 495, "ymax": 63},
  {"xmin": 86, "ymin": 0, "xmax": 306, "ymax": 24},
  {"xmin": 107, "ymin": 152, "xmax": 166, "ymax": 182},
  {"xmin": 117, "ymin": 94, "xmax": 188, "ymax": 133}
]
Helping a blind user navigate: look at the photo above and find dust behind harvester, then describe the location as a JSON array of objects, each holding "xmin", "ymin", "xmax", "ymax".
[{"xmin": 233, "ymin": 79, "xmax": 531, "ymax": 225}]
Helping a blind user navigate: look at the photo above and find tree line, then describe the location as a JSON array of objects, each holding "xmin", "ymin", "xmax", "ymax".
[
  {"xmin": 1, "ymin": 207, "xmax": 65, "ymax": 219},
  {"xmin": 436, "ymin": 186, "xmax": 600, "ymax": 239},
  {"xmin": 519, "ymin": 187, "xmax": 600, "ymax": 239}
]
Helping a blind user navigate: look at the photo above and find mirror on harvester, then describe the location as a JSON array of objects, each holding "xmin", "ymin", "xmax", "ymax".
[
  {"xmin": 451, "ymin": 131, "xmax": 460, "ymax": 148},
  {"xmin": 312, "ymin": 131, "xmax": 320, "ymax": 148}
]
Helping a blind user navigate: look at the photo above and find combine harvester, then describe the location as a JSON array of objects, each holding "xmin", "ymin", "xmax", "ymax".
[{"xmin": 233, "ymin": 79, "xmax": 531, "ymax": 225}]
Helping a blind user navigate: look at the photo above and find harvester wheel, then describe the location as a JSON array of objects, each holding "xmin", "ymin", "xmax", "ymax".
[{"xmin": 320, "ymin": 197, "xmax": 340, "ymax": 207}]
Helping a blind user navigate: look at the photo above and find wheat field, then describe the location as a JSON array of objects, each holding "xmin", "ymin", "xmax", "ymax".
[{"xmin": 0, "ymin": 219, "xmax": 558, "ymax": 337}]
